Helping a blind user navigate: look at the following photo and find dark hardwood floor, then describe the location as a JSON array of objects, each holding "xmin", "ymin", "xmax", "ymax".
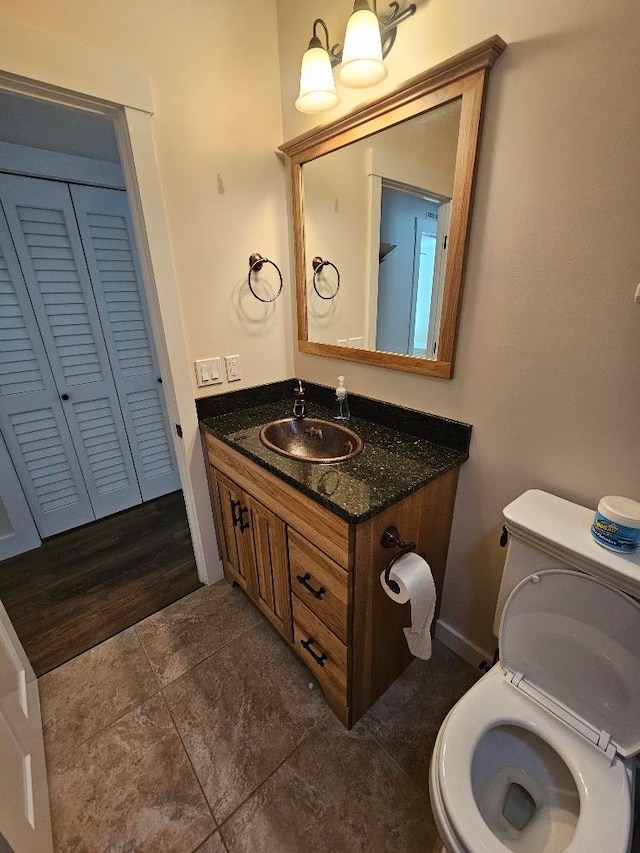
[{"xmin": 0, "ymin": 490, "xmax": 202, "ymax": 676}]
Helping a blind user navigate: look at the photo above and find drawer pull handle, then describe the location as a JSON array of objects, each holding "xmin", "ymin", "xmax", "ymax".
[
  {"xmin": 300, "ymin": 636, "xmax": 327, "ymax": 667},
  {"xmin": 238, "ymin": 506, "xmax": 250, "ymax": 531},
  {"xmin": 230, "ymin": 498, "xmax": 242, "ymax": 527},
  {"xmin": 230, "ymin": 499, "xmax": 250, "ymax": 531},
  {"xmin": 296, "ymin": 572, "xmax": 326, "ymax": 600}
]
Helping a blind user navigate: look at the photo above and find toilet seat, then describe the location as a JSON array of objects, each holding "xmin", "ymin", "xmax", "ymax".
[
  {"xmin": 435, "ymin": 669, "xmax": 633, "ymax": 853},
  {"xmin": 499, "ymin": 569, "xmax": 640, "ymax": 759}
]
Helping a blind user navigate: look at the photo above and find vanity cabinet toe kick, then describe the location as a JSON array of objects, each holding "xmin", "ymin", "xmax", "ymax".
[{"xmin": 202, "ymin": 430, "xmax": 460, "ymax": 728}]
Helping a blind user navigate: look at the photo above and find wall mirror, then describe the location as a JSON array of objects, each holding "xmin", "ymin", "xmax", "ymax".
[{"xmin": 280, "ymin": 36, "xmax": 505, "ymax": 378}]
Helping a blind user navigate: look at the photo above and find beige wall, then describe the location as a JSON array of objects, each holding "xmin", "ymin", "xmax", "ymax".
[
  {"xmin": 0, "ymin": 0, "xmax": 293, "ymax": 397},
  {"xmin": 304, "ymin": 144, "xmax": 369, "ymax": 344},
  {"xmin": 278, "ymin": 0, "xmax": 640, "ymax": 656},
  {"xmin": 371, "ymin": 100, "xmax": 461, "ymax": 198}
]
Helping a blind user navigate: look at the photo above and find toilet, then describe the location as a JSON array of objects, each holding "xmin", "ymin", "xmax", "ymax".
[{"xmin": 429, "ymin": 489, "xmax": 640, "ymax": 853}]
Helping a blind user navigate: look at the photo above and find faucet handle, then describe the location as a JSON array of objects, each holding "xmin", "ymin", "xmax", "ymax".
[{"xmin": 293, "ymin": 379, "xmax": 306, "ymax": 418}]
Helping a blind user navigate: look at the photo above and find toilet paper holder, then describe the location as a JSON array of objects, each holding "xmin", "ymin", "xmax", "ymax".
[{"xmin": 381, "ymin": 525, "xmax": 417, "ymax": 594}]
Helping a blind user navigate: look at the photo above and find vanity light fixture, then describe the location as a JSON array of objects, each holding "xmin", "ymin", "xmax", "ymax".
[
  {"xmin": 295, "ymin": 19, "xmax": 340, "ymax": 114},
  {"xmin": 295, "ymin": 1, "xmax": 417, "ymax": 114}
]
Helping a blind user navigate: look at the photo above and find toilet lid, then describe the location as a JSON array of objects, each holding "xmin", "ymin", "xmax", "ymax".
[{"xmin": 500, "ymin": 569, "xmax": 640, "ymax": 758}]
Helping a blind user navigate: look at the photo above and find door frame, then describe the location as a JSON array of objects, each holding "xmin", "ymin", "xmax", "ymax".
[{"xmin": 0, "ymin": 18, "xmax": 221, "ymax": 584}]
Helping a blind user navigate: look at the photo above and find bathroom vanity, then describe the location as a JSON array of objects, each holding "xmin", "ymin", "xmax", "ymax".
[{"xmin": 199, "ymin": 381, "xmax": 471, "ymax": 727}]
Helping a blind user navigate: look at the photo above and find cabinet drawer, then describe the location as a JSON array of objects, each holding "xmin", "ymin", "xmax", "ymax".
[
  {"xmin": 288, "ymin": 530, "xmax": 349, "ymax": 643},
  {"xmin": 292, "ymin": 596, "xmax": 347, "ymax": 707}
]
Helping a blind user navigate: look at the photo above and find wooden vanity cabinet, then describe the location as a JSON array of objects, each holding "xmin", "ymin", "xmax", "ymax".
[{"xmin": 203, "ymin": 431, "xmax": 460, "ymax": 728}]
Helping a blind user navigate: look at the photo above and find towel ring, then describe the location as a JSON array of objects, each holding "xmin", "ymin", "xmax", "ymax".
[
  {"xmin": 248, "ymin": 253, "xmax": 283, "ymax": 303},
  {"xmin": 312, "ymin": 256, "xmax": 340, "ymax": 300}
]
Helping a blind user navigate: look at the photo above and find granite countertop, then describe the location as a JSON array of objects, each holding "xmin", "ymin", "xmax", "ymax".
[{"xmin": 199, "ymin": 386, "xmax": 470, "ymax": 524}]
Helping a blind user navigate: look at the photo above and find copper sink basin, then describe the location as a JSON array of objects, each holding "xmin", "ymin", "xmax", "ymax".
[{"xmin": 259, "ymin": 418, "xmax": 363, "ymax": 463}]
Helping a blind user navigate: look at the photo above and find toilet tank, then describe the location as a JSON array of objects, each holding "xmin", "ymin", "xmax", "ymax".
[{"xmin": 492, "ymin": 490, "xmax": 640, "ymax": 637}]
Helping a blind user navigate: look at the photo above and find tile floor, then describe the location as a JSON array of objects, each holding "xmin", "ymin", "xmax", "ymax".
[{"xmin": 38, "ymin": 580, "xmax": 479, "ymax": 852}]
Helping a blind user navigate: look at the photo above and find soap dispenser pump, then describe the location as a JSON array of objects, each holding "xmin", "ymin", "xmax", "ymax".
[{"xmin": 333, "ymin": 375, "xmax": 350, "ymax": 421}]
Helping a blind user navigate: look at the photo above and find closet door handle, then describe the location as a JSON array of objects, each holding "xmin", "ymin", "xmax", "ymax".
[
  {"xmin": 296, "ymin": 572, "xmax": 326, "ymax": 600},
  {"xmin": 61, "ymin": 393, "xmax": 70, "ymax": 401}
]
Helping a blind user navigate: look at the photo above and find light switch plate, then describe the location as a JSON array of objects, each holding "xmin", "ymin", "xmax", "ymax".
[{"xmin": 195, "ymin": 357, "xmax": 222, "ymax": 387}]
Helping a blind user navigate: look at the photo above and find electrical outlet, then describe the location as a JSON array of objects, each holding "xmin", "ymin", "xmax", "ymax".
[
  {"xmin": 225, "ymin": 354, "xmax": 241, "ymax": 382},
  {"xmin": 337, "ymin": 338, "xmax": 347, "ymax": 347},
  {"xmin": 195, "ymin": 357, "xmax": 222, "ymax": 387}
]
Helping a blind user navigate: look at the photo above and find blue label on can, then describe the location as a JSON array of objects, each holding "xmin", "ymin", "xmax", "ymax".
[{"xmin": 591, "ymin": 511, "xmax": 640, "ymax": 553}]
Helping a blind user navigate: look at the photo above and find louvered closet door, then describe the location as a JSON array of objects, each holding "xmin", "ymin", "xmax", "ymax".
[
  {"xmin": 0, "ymin": 200, "xmax": 94, "ymax": 537},
  {"xmin": 70, "ymin": 185, "xmax": 179, "ymax": 500},
  {"xmin": 0, "ymin": 174, "xmax": 142, "ymax": 521}
]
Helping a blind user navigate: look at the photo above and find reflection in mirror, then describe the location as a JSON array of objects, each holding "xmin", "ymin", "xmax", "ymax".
[
  {"xmin": 303, "ymin": 98, "xmax": 461, "ymax": 360},
  {"xmin": 281, "ymin": 36, "xmax": 506, "ymax": 378}
]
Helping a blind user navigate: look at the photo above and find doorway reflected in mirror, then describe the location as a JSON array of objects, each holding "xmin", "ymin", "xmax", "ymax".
[{"xmin": 375, "ymin": 182, "xmax": 450, "ymax": 359}]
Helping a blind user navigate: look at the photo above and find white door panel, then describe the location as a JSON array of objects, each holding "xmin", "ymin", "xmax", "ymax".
[{"xmin": 0, "ymin": 600, "xmax": 52, "ymax": 853}]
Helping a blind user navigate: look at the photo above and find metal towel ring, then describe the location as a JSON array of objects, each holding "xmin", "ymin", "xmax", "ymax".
[
  {"xmin": 248, "ymin": 253, "xmax": 283, "ymax": 303},
  {"xmin": 312, "ymin": 256, "xmax": 340, "ymax": 300}
]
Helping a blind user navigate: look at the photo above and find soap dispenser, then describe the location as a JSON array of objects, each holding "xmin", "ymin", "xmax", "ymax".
[{"xmin": 333, "ymin": 376, "xmax": 350, "ymax": 421}]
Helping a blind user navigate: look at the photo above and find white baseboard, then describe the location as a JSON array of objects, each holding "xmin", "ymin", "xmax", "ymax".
[{"xmin": 435, "ymin": 619, "xmax": 496, "ymax": 670}]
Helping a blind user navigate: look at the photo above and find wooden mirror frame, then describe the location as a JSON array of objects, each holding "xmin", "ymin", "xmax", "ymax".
[{"xmin": 279, "ymin": 35, "xmax": 506, "ymax": 379}]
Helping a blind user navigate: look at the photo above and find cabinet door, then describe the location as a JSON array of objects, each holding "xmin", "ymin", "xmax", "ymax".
[
  {"xmin": 244, "ymin": 494, "xmax": 292, "ymax": 641},
  {"xmin": 210, "ymin": 468, "xmax": 292, "ymax": 641},
  {"xmin": 213, "ymin": 470, "xmax": 255, "ymax": 596}
]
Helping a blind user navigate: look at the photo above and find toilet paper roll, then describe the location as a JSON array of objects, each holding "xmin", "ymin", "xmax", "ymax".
[{"xmin": 380, "ymin": 552, "xmax": 436, "ymax": 660}]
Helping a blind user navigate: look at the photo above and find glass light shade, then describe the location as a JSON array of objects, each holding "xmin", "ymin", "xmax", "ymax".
[
  {"xmin": 338, "ymin": 8, "xmax": 387, "ymax": 88},
  {"xmin": 295, "ymin": 46, "xmax": 339, "ymax": 114}
]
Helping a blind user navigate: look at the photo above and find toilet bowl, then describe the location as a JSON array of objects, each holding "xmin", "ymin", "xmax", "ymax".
[
  {"xmin": 429, "ymin": 491, "xmax": 640, "ymax": 853},
  {"xmin": 430, "ymin": 667, "xmax": 634, "ymax": 853}
]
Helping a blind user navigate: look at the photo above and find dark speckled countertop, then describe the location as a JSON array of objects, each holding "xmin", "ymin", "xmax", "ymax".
[{"xmin": 199, "ymin": 381, "xmax": 471, "ymax": 524}]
